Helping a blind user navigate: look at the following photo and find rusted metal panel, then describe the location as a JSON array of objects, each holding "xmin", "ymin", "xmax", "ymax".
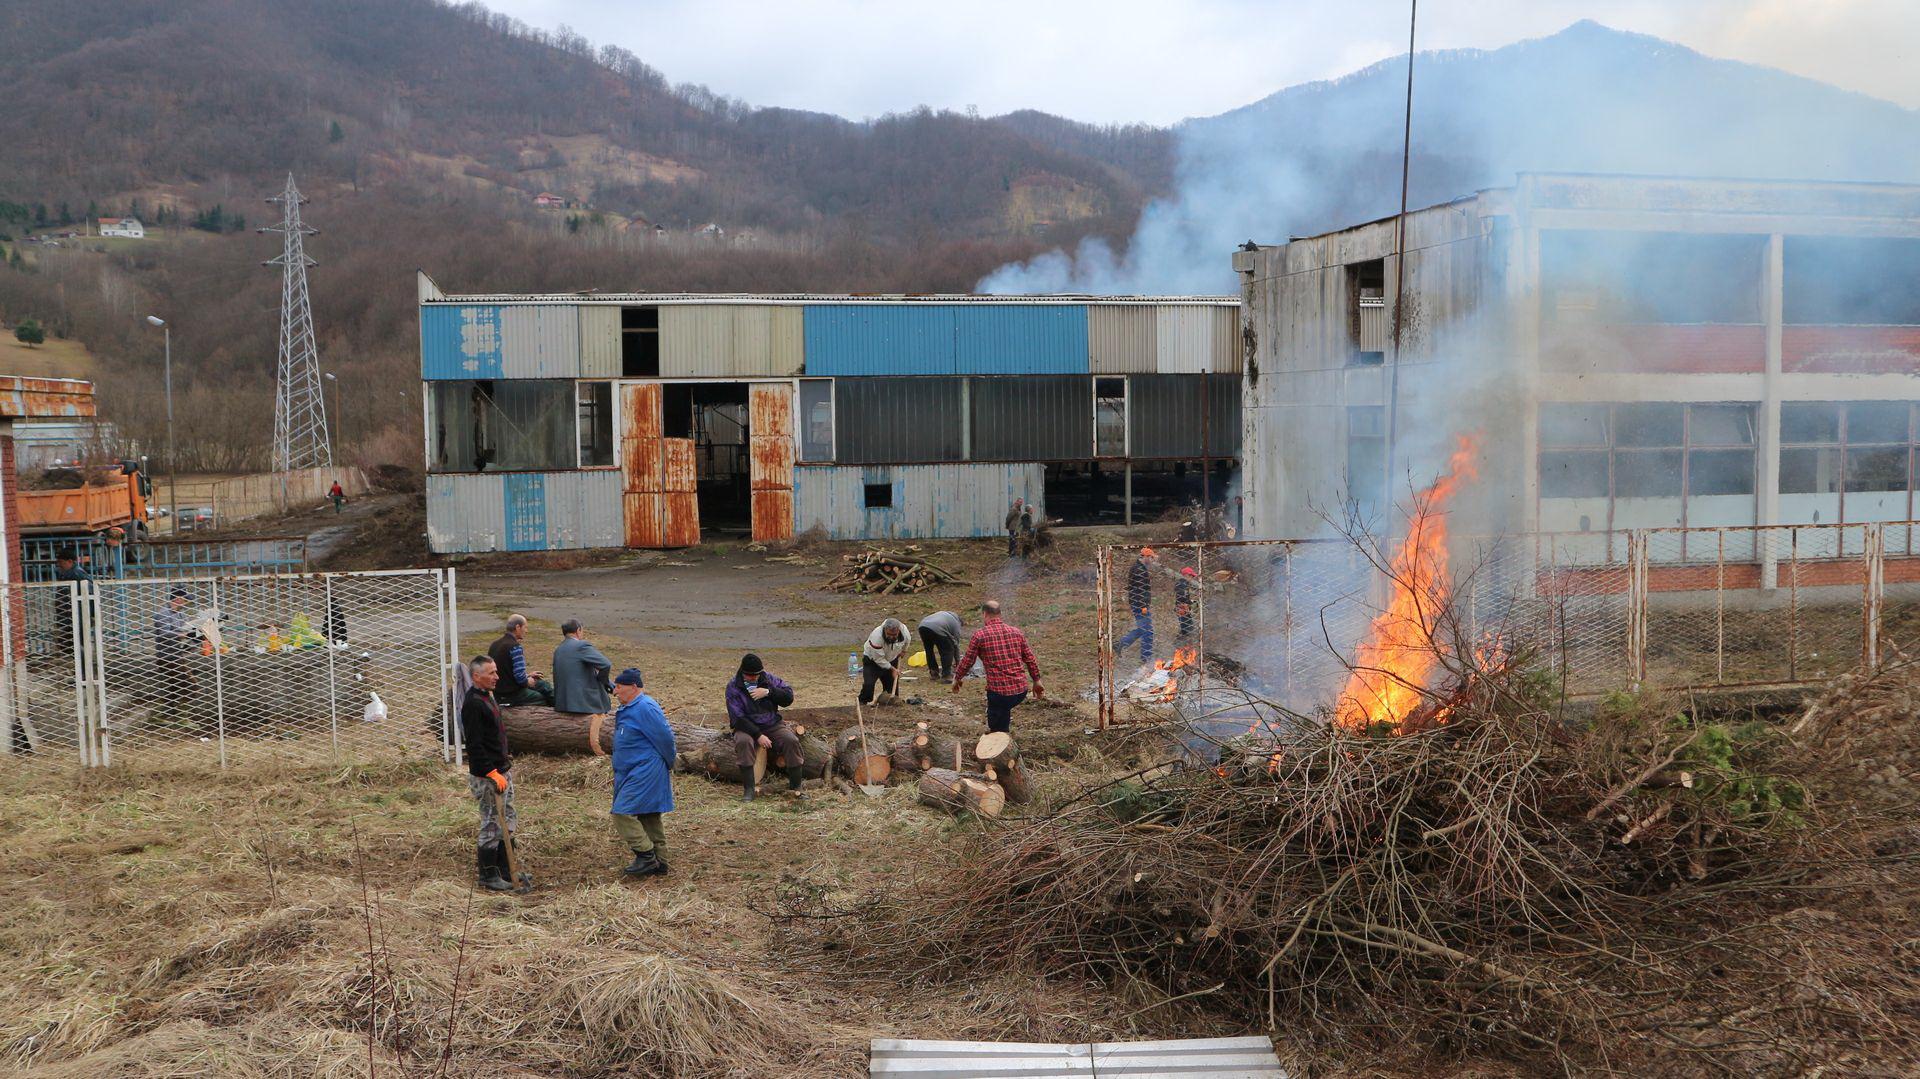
[
  {"xmin": 0, "ymin": 376, "xmax": 96, "ymax": 419},
  {"xmin": 749, "ymin": 382, "xmax": 794, "ymax": 439},
  {"xmin": 662, "ymin": 437, "xmax": 697, "ymax": 493},
  {"xmin": 621, "ymin": 382, "xmax": 662, "ymax": 439},
  {"xmin": 751, "ymin": 489, "xmax": 794, "ymax": 542},
  {"xmin": 622, "ymin": 437, "xmax": 663, "ymax": 493},
  {"xmin": 1088, "ymin": 305, "xmax": 1157, "ymax": 373},
  {"xmin": 577, "ymin": 305, "xmax": 622, "ymax": 378},
  {"xmin": 623, "ymin": 492, "xmax": 663, "ymax": 548},
  {"xmin": 662, "ymin": 492, "xmax": 700, "ymax": 546},
  {"xmin": 750, "ymin": 436, "xmax": 794, "ymax": 490}
]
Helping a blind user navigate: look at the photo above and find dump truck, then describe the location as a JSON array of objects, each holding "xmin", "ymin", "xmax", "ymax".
[{"xmin": 18, "ymin": 462, "xmax": 151, "ymax": 538}]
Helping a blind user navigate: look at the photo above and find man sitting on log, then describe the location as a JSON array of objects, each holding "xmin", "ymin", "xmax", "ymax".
[
  {"xmin": 461, "ymin": 655, "xmax": 528, "ymax": 892},
  {"xmin": 725, "ymin": 653, "xmax": 801, "ymax": 801},
  {"xmin": 916, "ymin": 610, "xmax": 964, "ymax": 682},
  {"xmin": 858, "ymin": 617, "xmax": 908, "ymax": 705},
  {"xmin": 952, "ymin": 599, "xmax": 1043, "ymax": 735},
  {"xmin": 489, "ymin": 614, "xmax": 555, "ymax": 707},
  {"xmin": 609, "ymin": 668, "xmax": 675, "ymax": 879},
  {"xmin": 552, "ymin": 619, "xmax": 613, "ymax": 719}
]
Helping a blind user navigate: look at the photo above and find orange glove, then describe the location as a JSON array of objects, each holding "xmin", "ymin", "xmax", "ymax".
[{"xmin": 485, "ymin": 769, "xmax": 508, "ymax": 793}]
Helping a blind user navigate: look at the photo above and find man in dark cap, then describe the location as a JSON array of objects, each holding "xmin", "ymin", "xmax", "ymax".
[
  {"xmin": 724, "ymin": 653, "xmax": 799, "ymax": 801},
  {"xmin": 609, "ymin": 668, "xmax": 675, "ymax": 878}
]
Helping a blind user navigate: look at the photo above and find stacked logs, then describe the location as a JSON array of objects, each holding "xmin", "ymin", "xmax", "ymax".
[{"xmin": 822, "ymin": 551, "xmax": 967, "ymax": 595}]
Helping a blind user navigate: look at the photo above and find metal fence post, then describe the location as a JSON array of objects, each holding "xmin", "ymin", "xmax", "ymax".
[
  {"xmin": 1715, "ymin": 529, "xmax": 1726, "ymax": 686},
  {"xmin": 1194, "ymin": 542, "xmax": 1207, "ymax": 704},
  {"xmin": 445, "ymin": 567, "xmax": 463, "ymax": 764},
  {"xmin": 323, "ymin": 575, "xmax": 340, "ymax": 756},
  {"xmin": 210, "ymin": 578, "xmax": 228, "ymax": 769},
  {"xmin": 1627, "ymin": 531, "xmax": 1649, "ymax": 689},
  {"xmin": 1095, "ymin": 546, "xmax": 1112, "ymax": 730},
  {"xmin": 1864, "ymin": 522, "xmax": 1885, "ymax": 669},
  {"xmin": 86, "ymin": 582, "xmax": 111, "ymax": 767}
]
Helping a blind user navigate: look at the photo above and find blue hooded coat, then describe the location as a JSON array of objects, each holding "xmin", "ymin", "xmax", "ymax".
[{"xmin": 610, "ymin": 691, "xmax": 676, "ymax": 815}]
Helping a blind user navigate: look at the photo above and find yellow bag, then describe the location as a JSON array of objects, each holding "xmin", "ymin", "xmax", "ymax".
[{"xmin": 908, "ymin": 651, "xmax": 927, "ymax": 668}]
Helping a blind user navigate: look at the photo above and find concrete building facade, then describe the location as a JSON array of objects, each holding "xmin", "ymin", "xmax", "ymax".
[
  {"xmin": 417, "ymin": 274, "xmax": 1241, "ymax": 553},
  {"xmin": 1235, "ymin": 173, "xmax": 1920, "ymax": 555}
]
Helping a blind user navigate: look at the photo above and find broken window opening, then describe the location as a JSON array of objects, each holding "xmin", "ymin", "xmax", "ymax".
[
  {"xmin": 1094, "ymin": 376, "xmax": 1127, "ymax": 457},
  {"xmin": 428, "ymin": 379, "xmax": 577, "ymax": 473},
  {"xmin": 799, "ymin": 379, "xmax": 834, "ymax": 462},
  {"xmin": 577, "ymin": 381, "xmax": 614, "ymax": 467}
]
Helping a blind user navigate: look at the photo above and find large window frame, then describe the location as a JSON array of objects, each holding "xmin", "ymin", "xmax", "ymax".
[
  {"xmin": 576, "ymin": 380, "xmax": 615, "ymax": 468},
  {"xmin": 1093, "ymin": 376, "xmax": 1128, "ymax": 459},
  {"xmin": 1780, "ymin": 401, "xmax": 1917, "ymax": 524},
  {"xmin": 1537, "ymin": 401, "xmax": 1758, "ymax": 535}
]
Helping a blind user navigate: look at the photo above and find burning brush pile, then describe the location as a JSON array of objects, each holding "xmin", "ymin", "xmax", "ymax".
[{"xmin": 841, "ymin": 439, "xmax": 1920, "ymax": 1072}]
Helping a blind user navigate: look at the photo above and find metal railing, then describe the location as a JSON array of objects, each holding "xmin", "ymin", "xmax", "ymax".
[
  {"xmin": 21, "ymin": 536, "xmax": 308, "ymax": 582},
  {"xmin": 0, "ymin": 569, "xmax": 460, "ymax": 768},
  {"xmin": 1096, "ymin": 521, "xmax": 1920, "ymax": 727}
]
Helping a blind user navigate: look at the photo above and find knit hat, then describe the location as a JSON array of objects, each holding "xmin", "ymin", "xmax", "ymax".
[
  {"xmin": 614, "ymin": 667, "xmax": 643, "ymax": 687},
  {"xmin": 739, "ymin": 653, "xmax": 765, "ymax": 676},
  {"xmin": 1139, "ymin": 547, "xmax": 1156, "ymax": 558},
  {"xmin": 1180, "ymin": 566, "xmax": 1198, "ymax": 578}
]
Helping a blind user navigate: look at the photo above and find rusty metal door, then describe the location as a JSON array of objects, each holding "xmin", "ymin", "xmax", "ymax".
[
  {"xmin": 620, "ymin": 383, "xmax": 665, "ymax": 548},
  {"xmin": 748, "ymin": 382, "xmax": 795, "ymax": 542}
]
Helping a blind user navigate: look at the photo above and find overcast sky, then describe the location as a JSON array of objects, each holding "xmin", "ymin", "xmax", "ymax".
[{"xmin": 485, "ymin": 0, "xmax": 1918, "ymax": 124}]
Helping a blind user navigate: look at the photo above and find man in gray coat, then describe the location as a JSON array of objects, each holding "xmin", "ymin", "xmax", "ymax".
[{"xmin": 552, "ymin": 619, "xmax": 614, "ymax": 716}]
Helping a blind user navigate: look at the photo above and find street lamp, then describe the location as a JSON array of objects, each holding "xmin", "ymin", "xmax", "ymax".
[
  {"xmin": 143, "ymin": 315, "xmax": 177, "ymax": 533},
  {"xmin": 323, "ymin": 371, "xmax": 342, "ymax": 450}
]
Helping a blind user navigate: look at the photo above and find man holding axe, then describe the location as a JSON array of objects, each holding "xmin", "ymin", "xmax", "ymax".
[{"xmin": 461, "ymin": 655, "xmax": 531, "ymax": 893}]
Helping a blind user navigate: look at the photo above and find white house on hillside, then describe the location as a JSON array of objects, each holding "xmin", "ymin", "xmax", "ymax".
[{"xmin": 98, "ymin": 217, "xmax": 145, "ymax": 238}]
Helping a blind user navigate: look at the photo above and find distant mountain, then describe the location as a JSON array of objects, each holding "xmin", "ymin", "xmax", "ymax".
[{"xmin": 986, "ymin": 20, "xmax": 1920, "ymax": 292}]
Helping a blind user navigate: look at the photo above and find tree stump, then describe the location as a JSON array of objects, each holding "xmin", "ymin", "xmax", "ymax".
[
  {"xmin": 772, "ymin": 728, "xmax": 831, "ymax": 779},
  {"xmin": 499, "ymin": 705, "xmax": 614, "ymax": 756},
  {"xmin": 916, "ymin": 768, "xmax": 1005, "ymax": 819},
  {"xmin": 974, "ymin": 731, "xmax": 1033, "ymax": 805},
  {"xmin": 890, "ymin": 721, "xmax": 959, "ymax": 777},
  {"xmin": 832, "ymin": 727, "xmax": 894, "ymax": 786}
]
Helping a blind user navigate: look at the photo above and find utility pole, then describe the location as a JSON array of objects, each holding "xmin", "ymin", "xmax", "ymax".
[
  {"xmin": 260, "ymin": 174, "xmax": 331, "ymax": 484},
  {"xmin": 143, "ymin": 315, "xmax": 178, "ymax": 531},
  {"xmin": 1382, "ymin": 0, "xmax": 1418, "ymax": 532},
  {"xmin": 1199, "ymin": 368, "xmax": 1211, "ymax": 534}
]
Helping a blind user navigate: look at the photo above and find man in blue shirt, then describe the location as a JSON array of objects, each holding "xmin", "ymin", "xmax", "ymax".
[{"xmin": 609, "ymin": 668, "xmax": 676, "ymax": 878}]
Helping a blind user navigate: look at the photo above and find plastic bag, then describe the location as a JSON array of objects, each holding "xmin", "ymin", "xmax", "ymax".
[{"xmin": 362, "ymin": 692, "xmax": 388, "ymax": 724}]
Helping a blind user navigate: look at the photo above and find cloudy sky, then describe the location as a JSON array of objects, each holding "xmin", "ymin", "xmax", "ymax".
[{"xmin": 486, "ymin": 0, "xmax": 1918, "ymax": 124}]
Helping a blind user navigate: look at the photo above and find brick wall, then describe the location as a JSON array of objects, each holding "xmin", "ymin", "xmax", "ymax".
[
  {"xmin": 2, "ymin": 433, "xmax": 22, "ymax": 663},
  {"xmin": 1542, "ymin": 324, "xmax": 1765, "ymax": 374},
  {"xmin": 1782, "ymin": 326, "xmax": 1920, "ymax": 374}
]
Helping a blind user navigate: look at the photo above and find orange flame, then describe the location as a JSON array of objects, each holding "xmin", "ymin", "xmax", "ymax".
[{"xmin": 1334, "ymin": 434, "xmax": 1482, "ymax": 733}]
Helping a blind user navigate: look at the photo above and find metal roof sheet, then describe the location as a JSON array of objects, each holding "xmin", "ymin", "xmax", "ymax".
[
  {"xmin": 422, "ymin": 293, "xmax": 1237, "ymax": 307},
  {"xmin": 869, "ymin": 1036, "xmax": 1287, "ymax": 1078}
]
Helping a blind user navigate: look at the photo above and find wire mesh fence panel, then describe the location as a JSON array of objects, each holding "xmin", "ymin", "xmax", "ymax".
[
  {"xmin": 85, "ymin": 570, "xmax": 455, "ymax": 769},
  {"xmin": 1, "ymin": 582, "xmax": 89, "ymax": 761}
]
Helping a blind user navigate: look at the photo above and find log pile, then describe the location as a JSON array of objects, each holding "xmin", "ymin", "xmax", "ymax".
[
  {"xmin": 823, "ymin": 551, "xmax": 967, "ymax": 594},
  {"xmin": 973, "ymin": 731, "xmax": 1032, "ymax": 805},
  {"xmin": 916, "ymin": 767, "xmax": 1006, "ymax": 818},
  {"xmin": 832, "ymin": 727, "xmax": 894, "ymax": 786},
  {"xmin": 890, "ymin": 721, "xmax": 960, "ymax": 777}
]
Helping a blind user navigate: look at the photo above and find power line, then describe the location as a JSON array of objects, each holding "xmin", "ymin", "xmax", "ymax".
[{"xmin": 260, "ymin": 174, "xmax": 332, "ymax": 471}]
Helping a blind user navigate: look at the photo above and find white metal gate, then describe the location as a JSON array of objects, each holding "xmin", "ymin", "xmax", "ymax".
[{"xmin": 0, "ymin": 569, "xmax": 461, "ymax": 768}]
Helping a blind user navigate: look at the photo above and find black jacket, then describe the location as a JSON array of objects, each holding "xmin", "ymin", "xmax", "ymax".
[
  {"xmin": 461, "ymin": 686, "xmax": 510, "ymax": 777},
  {"xmin": 1126, "ymin": 558, "xmax": 1153, "ymax": 613}
]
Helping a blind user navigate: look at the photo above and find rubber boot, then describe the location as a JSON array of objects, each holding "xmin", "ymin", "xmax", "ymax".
[
  {"xmin": 786, "ymin": 764, "xmax": 804, "ymax": 791},
  {"xmin": 622, "ymin": 849, "xmax": 666, "ymax": 878},
  {"xmin": 477, "ymin": 845, "xmax": 512, "ymax": 892},
  {"xmin": 741, "ymin": 773, "xmax": 757, "ymax": 801}
]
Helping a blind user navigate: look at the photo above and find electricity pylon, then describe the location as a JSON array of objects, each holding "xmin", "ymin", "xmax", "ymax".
[{"xmin": 261, "ymin": 173, "xmax": 331, "ymax": 471}]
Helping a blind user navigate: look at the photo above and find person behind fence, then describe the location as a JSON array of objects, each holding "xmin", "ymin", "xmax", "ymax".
[
  {"xmin": 952, "ymin": 599, "xmax": 1043, "ymax": 734},
  {"xmin": 461, "ymin": 655, "xmax": 529, "ymax": 892},
  {"xmin": 725, "ymin": 653, "xmax": 800, "ymax": 801},
  {"xmin": 916, "ymin": 609, "xmax": 964, "ymax": 682},
  {"xmin": 1175, "ymin": 565, "xmax": 1198, "ymax": 643},
  {"xmin": 858, "ymin": 617, "xmax": 908, "ymax": 704},
  {"xmin": 1115, "ymin": 547, "xmax": 1157, "ymax": 664},
  {"xmin": 152, "ymin": 587, "xmax": 199, "ymax": 700},
  {"xmin": 1004, "ymin": 498, "xmax": 1026, "ymax": 557},
  {"xmin": 609, "ymin": 667, "xmax": 675, "ymax": 879},
  {"xmin": 51, "ymin": 549, "xmax": 90, "ymax": 652},
  {"xmin": 488, "ymin": 614, "xmax": 555, "ymax": 707},
  {"xmin": 552, "ymin": 619, "xmax": 613, "ymax": 717}
]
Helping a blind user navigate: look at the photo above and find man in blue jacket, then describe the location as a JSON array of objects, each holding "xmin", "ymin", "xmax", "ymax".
[
  {"xmin": 725, "ymin": 653, "xmax": 800, "ymax": 801},
  {"xmin": 609, "ymin": 668, "xmax": 675, "ymax": 878}
]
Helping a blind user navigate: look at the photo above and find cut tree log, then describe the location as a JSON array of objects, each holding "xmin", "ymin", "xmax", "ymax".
[
  {"xmin": 678, "ymin": 722, "xmax": 829, "ymax": 782},
  {"xmin": 889, "ymin": 721, "xmax": 959, "ymax": 778},
  {"xmin": 974, "ymin": 731, "xmax": 1033, "ymax": 805},
  {"xmin": 832, "ymin": 727, "xmax": 894, "ymax": 786},
  {"xmin": 499, "ymin": 705, "xmax": 614, "ymax": 756},
  {"xmin": 916, "ymin": 768, "xmax": 1006, "ymax": 818}
]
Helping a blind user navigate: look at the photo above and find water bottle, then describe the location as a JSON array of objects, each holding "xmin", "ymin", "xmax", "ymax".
[{"xmin": 847, "ymin": 652, "xmax": 861, "ymax": 679}]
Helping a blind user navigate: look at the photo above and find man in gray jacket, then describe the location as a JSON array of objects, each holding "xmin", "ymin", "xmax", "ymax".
[{"xmin": 552, "ymin": 619, "xmax": 614, "ymax": 716}]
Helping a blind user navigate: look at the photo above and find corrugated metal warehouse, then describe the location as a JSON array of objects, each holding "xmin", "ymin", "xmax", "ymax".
[{"xmin": 417, "ymin": 274, "xmax": 1241, "ymax": 553}]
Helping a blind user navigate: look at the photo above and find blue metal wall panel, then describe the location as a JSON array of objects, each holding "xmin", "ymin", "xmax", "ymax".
[
  {"xmin": 803, "ymin": 305, "xmax": 958, "ymax": 375},
  {"xmin": 503, "ymin": 473, "xmax": 549, "ymax": 551},
  {"xmin": 953, "ymin": 305, "xmax": 1088, "ymax": 374},
  {"xmin": 792, "ymin": 463, "xmax": 1045, "ymax": 540},
  {"xmin": 421, "ymin": 305, "xmax": 506, "ymax": 380}
]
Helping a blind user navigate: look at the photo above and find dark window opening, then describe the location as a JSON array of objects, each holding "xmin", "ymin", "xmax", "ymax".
[
  {"xmin": 1785, "ymin": 237, "xmax": 1920, "ymax": 325},
  {"xmin": 662, "ymin": 383, "xmax": 694, "ymax": 439},
  {"xmin": 1541, "ymin": 230, "xmax": 1765, "ymax": 324},
  {"xmin": 863, "ymin": 483, "xmax": 893, "ymax": 509},
  {"xmin": 577, "ymin": 381, "xmax": 613, "ymax": 467},
  {"xmin": 1347, "ymin": 259, "xmax": 1388, "ymax": 351},
  {"xmin": 1094, "ymin": 377, "xmax": 1127, "ymax": 458},
  {"xmin": 621, "ymin": 306, "xmax": 659, "ymax": 377},
  {"xmin": 1351, "ymin": 350, "xmax": 1385, "ymax": 367}
]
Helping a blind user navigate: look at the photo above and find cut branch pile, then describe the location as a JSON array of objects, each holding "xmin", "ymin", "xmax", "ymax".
[{"xmin": 822, "ymin": 551, "xmax": 967, "ymax": 594}]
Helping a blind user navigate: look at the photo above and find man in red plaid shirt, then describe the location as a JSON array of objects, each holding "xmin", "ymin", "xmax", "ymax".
[{"xmin": 951, "ymin": 599, "xmax": 1043, "ymax": 734}]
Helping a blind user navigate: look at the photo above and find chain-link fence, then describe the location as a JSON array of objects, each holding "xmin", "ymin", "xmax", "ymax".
[
  {"xmin": 0, "ymin": 569, "xmax": 460, "ymax": 768},
  {"xmin": 1097, "ymin": 522, "xmax": 1920, "ymax": 727}
]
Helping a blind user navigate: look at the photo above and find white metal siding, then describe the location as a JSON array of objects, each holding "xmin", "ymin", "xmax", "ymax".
[
  {"xmin": 1088, "ymin": 304, "xmax": 1158, "ymax": 373},
  {"xmin": 426, "ymin": 473, "xmax": 506, "ymax": 554},
  {"xmin": 578, "ymin": 305, "xmax": 622, "ymax": 378},
  {"xmin": 499, "ymin": 305, "xmax": 581, "ymax": 379},
  {"xmin": 542, "ymin": 470, "xmax": 624, "ymax": 549},
  {"xmin": 661, "ymin": 305, "xmax": 804, "ymax": 377},
  {"xmin": 793, "ymin": 463, "xmax": 1044, "ymax": 541},
  {"xmin": 1156, "ymin": 304, "xmax": 1239, "ymax": 373},
  {"xmin": 869, "ymin": 1036, "xmax": 1287, "ymax": 1078}
]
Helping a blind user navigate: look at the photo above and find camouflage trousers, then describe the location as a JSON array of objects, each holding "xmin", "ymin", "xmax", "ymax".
[{"xmin": 466, "ymin": 772, "xmax": 518, "ymax": 847}]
